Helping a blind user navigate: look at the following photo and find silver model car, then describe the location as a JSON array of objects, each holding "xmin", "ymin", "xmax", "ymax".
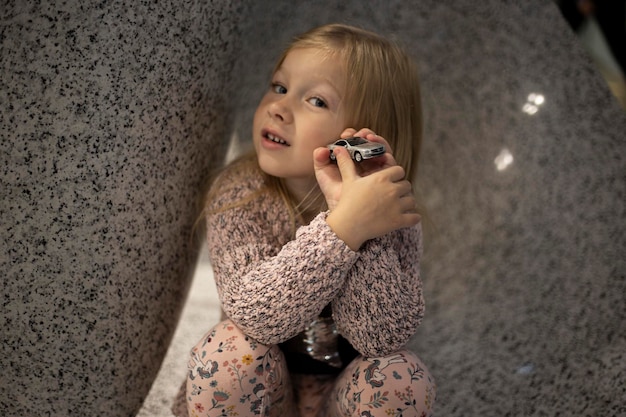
[{"xmin": 327, "ymin": 137, "xmax": 386, "ymax": 162}]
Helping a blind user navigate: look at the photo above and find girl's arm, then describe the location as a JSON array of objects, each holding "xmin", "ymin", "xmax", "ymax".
[
  {"xmin": 313, "ymin": 128, "xmax": 424, "ymax": 357},
  {"xmin": 332, "ymin": 223, "xmax": 424, "ymax": 358},
  {"xmin": 314, "ymin": 130, "xmax": 420, "ymax": 252},
  {"xmin": 206, "ymin": 178, "xmax": 359, "ymax": 346}
]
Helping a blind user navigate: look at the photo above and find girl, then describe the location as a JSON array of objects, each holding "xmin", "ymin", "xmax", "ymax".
[{"xmin": 173, "ymin": 23, "xmax": 436, "ymax": 417}]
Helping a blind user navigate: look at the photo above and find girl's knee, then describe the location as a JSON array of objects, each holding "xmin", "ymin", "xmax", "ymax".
[
  {"xmin": 185, "ymin": 320, "xmax": 293, "ymax": 416},
  {"xmin": 187, "ymin": 319, "xmax": 269, "ymax": 382},
  {"xmin": 366, "ymin": 350, "xmax": 435, "ymax": 389},
  {"xmin": 336, "ymin": 350, "xmax": 436, "ymax": 417}
]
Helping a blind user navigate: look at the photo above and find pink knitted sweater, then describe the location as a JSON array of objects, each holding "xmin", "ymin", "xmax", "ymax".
[{"xmin": 206, "ymin": 161, "xmax": 425, "ymax": 358}]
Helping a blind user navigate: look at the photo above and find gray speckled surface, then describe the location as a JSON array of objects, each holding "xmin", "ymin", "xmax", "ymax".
[
  {"xmin": 228, "ymin": 1, "xmax": 626, "ymax": 416},
  {"xmin": 2, "ymin": 1, "xmax": 625, "ymax": 417},
  {"xmin": 1, "ymin": 1, "xmax": 243, "ymax": 416},
  {"xmin": 406, "ymin": 4, "xmax": 625, "ymax": 416}
]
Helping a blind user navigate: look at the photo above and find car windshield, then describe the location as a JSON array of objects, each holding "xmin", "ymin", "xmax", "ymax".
[{"xmin": 347, "ymin": 137, "xmax": 367, "ymax": 145}]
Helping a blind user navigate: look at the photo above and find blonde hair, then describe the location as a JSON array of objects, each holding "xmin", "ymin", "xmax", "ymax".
[
  {"xmin": 275, "ymin": 24, "xmax": 422, "ymax": 180},
  {"xmin": 202, "ymin": 24, "xmax": 423, "ymax": 237}
]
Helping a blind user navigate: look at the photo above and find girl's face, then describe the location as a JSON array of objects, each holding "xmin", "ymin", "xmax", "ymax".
[{"xmin": 253, "ymin": 47, "xmax": 346, "ymax": 198}]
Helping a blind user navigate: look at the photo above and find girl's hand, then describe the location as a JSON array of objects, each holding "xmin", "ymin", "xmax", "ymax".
[
  {"xmin": 313, "ymin": 146, "xmax": 344, "ymax": 212},
  {"xmin": 339, "ymin": 128, "xmax": 395, "ymax": 177},
  {"xmin": 340, "ymin": 127, "xmax": 392, "ymax": 152},
  {"xmin": 314, "ymin": 129, "xmax": 420, "ymax": 251},
  {"xmin": 313, "ymin": 128, "xmax": 396, "ymax": 212}
]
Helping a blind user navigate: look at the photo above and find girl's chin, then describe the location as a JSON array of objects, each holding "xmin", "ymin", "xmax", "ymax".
[
  {"xmin": 257, "ymin": 157, "xmax": 287, "ymax": 178},
  {"xmin": 257, "ymin": 159, "xmax": 315, "ymax": 184}
]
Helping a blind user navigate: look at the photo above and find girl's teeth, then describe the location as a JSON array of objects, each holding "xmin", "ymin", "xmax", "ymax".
[{"xmin": 267, "ymin": 133, "xmax": 287, "ymax": 145}]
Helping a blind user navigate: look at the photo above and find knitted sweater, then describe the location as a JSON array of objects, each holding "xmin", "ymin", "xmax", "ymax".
[{"xmin": 206, "ymin": 161, "xmax": 425, "ymax": 358}]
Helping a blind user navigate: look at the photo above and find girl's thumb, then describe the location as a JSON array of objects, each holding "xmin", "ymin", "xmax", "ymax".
[{"xmin": 334, "ymin": 147, "xmax": 357, "ymax": 182}]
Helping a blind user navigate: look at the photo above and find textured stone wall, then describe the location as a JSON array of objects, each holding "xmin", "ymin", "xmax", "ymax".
[
  {"xmin": 2, "ymin": 1, "xmax": 624, "ymax": 416},
  {"xmin": 1, "ymin": 1, "xmax": 243, "ymax": 415}
]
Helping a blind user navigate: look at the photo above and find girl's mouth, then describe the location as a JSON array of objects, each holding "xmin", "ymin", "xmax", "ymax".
[{"xmin": 263, "ymin": 131, "xmax": 290, "ymax": 146}]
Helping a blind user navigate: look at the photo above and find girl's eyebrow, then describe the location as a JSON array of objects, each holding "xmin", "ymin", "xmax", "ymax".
[
  {"xmin": 273, "ymin": 66, "xmax": 287, "ymax": 79},
  {"xmin": 321, "ymin": 78, "xmax": 342, "ymax": 98}
]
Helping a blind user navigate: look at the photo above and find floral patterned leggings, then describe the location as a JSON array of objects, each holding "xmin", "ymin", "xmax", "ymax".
[{"xmin": 182, "ymin": 320, "xmax": 436, "ymax": 417}]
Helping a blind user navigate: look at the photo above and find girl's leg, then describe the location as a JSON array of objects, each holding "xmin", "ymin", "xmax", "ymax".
[
  {"xmin": 185, "ymin": 320, "xmax": 296, "ymax": 417},
  {"xmin": 325, "ymin": 350, "xmax": 436, "ymax": 417}
]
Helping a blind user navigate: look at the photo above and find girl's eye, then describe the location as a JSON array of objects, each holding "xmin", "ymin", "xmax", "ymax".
[
  {"xmin": 308, "ymin": 97, "xmax": 327, "ymax": 108},
  {"xmin": 272, "ymin": 83, "xmax": 287, "ymax": 94}
]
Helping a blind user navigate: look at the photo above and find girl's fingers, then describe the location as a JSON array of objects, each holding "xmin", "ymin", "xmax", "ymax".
[
  {"xmin": 352, "ymin": 128, "xmax": 376, "ymax": 138},
  {"xmin": 349, "ymin": 128, "xmax": 394, "ymax": 155},
  {"xmin": 385, "ymin": 165, "xmax": 408, "ymax": 184},
  {"xmin": 359, "ymin": 152, "xmax": 400, "ymax": 177},
  {"xmin": 399, "ymin": 193, "xmax": 419, "ymax": 214},
  {"xmin": 341, "ymin": 128, "xmax": 378, "ymax": 141},
  {"xmin": 313, "ymin": 146, "xmax": 331, "ymax": 164},
  {"xmin": 333, "ymin": 146, "xmax": 358, "ymax": 183},
  {"xmin": 340, "ymin": 128, "xmax": 357, "ymax": 138},
  {"xmin": 372, "ymin": 135, "xmax": 393, "ymax": 155},
  {"xmin": 362, "ymin": 133, "xmax": 393, "ymax": 156}
]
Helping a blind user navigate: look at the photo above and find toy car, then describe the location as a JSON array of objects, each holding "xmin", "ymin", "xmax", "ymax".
[{"xmin": 327, "ymin": 137, "xmax": 386, "ymax": 162}]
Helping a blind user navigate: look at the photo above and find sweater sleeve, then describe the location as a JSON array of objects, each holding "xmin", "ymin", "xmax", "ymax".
[
  {"xmin": 206, "ymin": 181, "xmax": 359, "ymax": 345},
  {"xmin": 331, "ymin": 223, "xmax": 425, "ymax": 358}
]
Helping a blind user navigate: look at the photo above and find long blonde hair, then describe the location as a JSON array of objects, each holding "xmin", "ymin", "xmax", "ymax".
[
  {"xmin": 275, "ymin": 24, "xmax": 422, "ymax": 181},
  {"xmin": 202, "ymin": 24, "xmax": 423, "ymax": 237}
]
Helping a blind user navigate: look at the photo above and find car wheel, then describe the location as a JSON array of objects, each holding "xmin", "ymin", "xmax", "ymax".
[
  {"xmin": 329, "ymin": 151, "xmax": 336, "ymax": 161},
  {"xmin": 354, "ymin": 152, "xmax": 362, "ymax": 162}
]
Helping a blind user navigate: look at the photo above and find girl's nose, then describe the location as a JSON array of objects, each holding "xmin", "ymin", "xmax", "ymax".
[{"xmin": 268, "ymin": 99, "xmax": 293, "ymax": 123}]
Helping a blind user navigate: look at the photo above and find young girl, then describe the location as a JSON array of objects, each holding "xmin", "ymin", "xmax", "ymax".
[{"xmin": 173, "ymin": 23, "xmax": 436, "ymax": 417}]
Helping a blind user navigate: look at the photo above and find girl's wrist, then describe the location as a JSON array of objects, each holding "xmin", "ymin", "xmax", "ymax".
[{"xmin": 326, "ymin": 210, "xmax": 364, "ymax": 251}]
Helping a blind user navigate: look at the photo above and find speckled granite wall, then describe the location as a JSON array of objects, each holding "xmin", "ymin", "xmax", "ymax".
[
  {"xmin": 406, "ymin": 5, "xmax": 625, "ymax": 416},
  {"xmin": 3, "ymin": 1, "xmax": 625, "ymax": 417},
  {"xmin": 228, "ymin": 1, "xmax": 625, "ymax": 416},
  {"xmin": 1, "ymin": 1, "xmax": 243, "ymax": 416}
]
